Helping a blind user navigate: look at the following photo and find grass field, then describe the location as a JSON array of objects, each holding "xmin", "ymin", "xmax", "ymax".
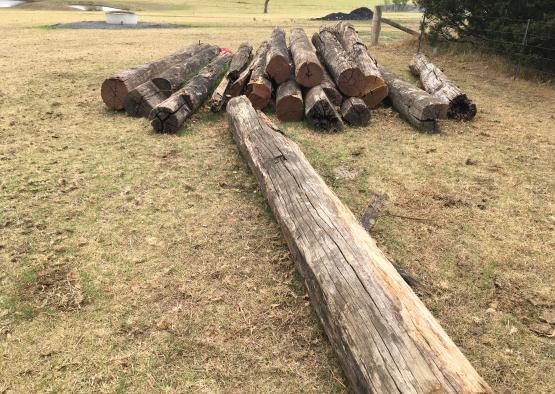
[{"xmin": 1, "ymin": 1, "xmax": 554, "ymax": 392}]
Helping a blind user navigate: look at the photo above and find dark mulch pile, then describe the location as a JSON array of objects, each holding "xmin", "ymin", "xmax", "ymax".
[{"xmin": 313, "ymin": 7, "xmax": 374, "ymax": 21}]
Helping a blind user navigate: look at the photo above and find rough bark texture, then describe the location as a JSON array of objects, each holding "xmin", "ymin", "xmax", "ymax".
[
  {"xmin": 101, "ymin": 43, "xmax": 211, "ymax": 110},
  {"xmin": 266, "ymin": 27, "xmax": 293, "ymax": 85},
  {"xmin": 123, "ymin": 80, "xmax": 169, "ymax": 118},
  {"xmin": 226, "ymin": 95, "xmax": 493, "ymax": 394},
  {"xmin": 149, "ymin": 53, "xmax": 232, "ymax": 133},
  {"xmin": 276, "ymin": 78, "xmax": 304, "ymax": 122},
  {"xmin": 246, "ymin": 41, "xmax": 273, "ymax": 110},
  {"xmin": 304, "ymin": 85, "xmax": 345, "ymax": 132},
  {"xmin": 209, "ymin": 76, "xmax": 231, "ymax": 113},
  {"xmin": 341, "ymin": 97, "xmax": 370, "ymax": 126},
  {"xmin": 335, "ymin": 21, "xmax": 386, "ymax": 96},
  {"xmin": 289, "ymin": 27, "xmax": 324, "ymax": 88},
  {"xmin": 311, "ymin": 28, "xmax": 365, "ymax": 97},
  {"xmin": 409, "ymin": 53, "xmax": 477, "ymax": 120},
  {"xmin": 380, "ymin": 67, "xmax": 448, "ymax": 132},
  {"xmin": 152, "ymin": 45, "xmax": 220, "ymax": 95},
  {"xmin": 228, "ymin": 42, "xmax": 253, "ymax": 81},
  {"xmin": 320, "ymin": 67, "xmax": 344, "ymax": 107}
]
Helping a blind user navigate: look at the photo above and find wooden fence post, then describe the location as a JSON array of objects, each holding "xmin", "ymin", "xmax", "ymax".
[{"xmin": 371, "ymin": 6, "xmax": 382, "ymax": 46}]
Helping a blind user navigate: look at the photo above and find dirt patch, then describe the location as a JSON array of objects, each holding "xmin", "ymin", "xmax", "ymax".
[
  {"xmin": 314, "ymin": 7, "xmax": 373, "ymax": 21},
  {"xmin": 52, "ymin": 21, "xmax": 186, "ymax": 29}
]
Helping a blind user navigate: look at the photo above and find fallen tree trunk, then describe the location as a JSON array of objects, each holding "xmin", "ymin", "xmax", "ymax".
[
  {"xmin": 276, "ymin": 78, "xmax": 304, "ymax": 122},
  {"xmin": 246, "ymin": 41, "xmax": 273, "ymax": 110},
  {"xmin": 150, "ymin": 53, "xmax": 232, "ymax": 133},
  {"xmin": 320, "ymin": 67, "xmax": 343, "ymax": 107},
  {"xmin": 341, "ymin": 97, "xmax": 370, "ymax": 126},
  {"xmin": 312, "ymin": 28, "xmax": 365, "ymax": 97},
  {"xmin": 335, "ymin": 21, "xmax": 385, "ymax": 96},
  {"xmin": 101, "ymin": 43, "xmax": 212, "ymax": 110},
  {"xmin": 289, "ymin": 27, "xmax": 324, "ymax": 88},
  {"xmin": 152, "ymin": 45, "xmax": 220, "ymax": 95},
  {"xmin": 380, "ymin": 67, "xmax": 448, "ymax": 132},
  {"xmin": 304, "ymin": 85, "xmax": 345, "ymax": 131},
  {"xmin": 123, "ymin": 81, "xmax": 169, "ymax": 118},
  {"xmin": 266, "ymin": 27, "xmax": 292, "ymax": 85},
  {"xmin": 228, "ymin": 42, "xmax": 253, "ymax": 81},
  {"xmin": 409, "ymin": 53, "xmax": 477, "ymax": 120},
  {"xmin": 226, "ymin": 95, "xmax": 492, "ymax": 394}
]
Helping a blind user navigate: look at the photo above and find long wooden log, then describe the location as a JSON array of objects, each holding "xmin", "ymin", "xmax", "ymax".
[
  {"xmin": 149, "ymin": 53, "xmax": 232, "ymax": 133},
  {"xmin": 380, "ymin": 66, "xmax": 448, "ymax": 132},
  {"xmin": 266, "ymin": 27, "xmax": 293, "ymax": 85},
  {"xmin": 123, "ymin": 81, "xmax": 169, "ymax": 118},
  {"xmin": 382, "ymin": 17, "xmax": 420, "ymax": 37},
  {"xmin": 335, "ymin": 21, "xmax": 386, "ymax": 96},
  {"xmin": 289, "ymin": 27, "xmax": 324, "ymax": 88},
  {"xmin": 409, "ymin": 53, "xmax": 477, "ymax": 120},
  {"xmin": 312, "ymin": 28, "xmax": 365, "ymax": 97},
  {"xmin": 275, "ymin": 78, "xmax": 304, "ymax": 122},
  {"xmin": 209, "ymin": 76, "xmax": 231, "ymax": 113},
  {"xmin": 320, "ymin": 67, "xmax": 343, "ymax": 107},
  {"xmin": 304, "ymin": 85, "xmax": 345, "ymax": 132},
  {"xmin": 228, "ymin": 42, "xmax": 253, "ymax": 81},
  {"xmin": 101, "ymin": 43, "xmax": 212, "ymax": 110},
  {"xmin": 152, "ymin": 45, "xmax": 220, "ymax": 95},
  {"xmin": 340, "ymin": 97, "xmax": 370, "ymax": 126},
  {"xmin": 246, "ymin": 41, "xmax": 273, "ymax": 110},
  {"xmin": 226, "ymin": 95, "xmax": 492, "ymax": 394}
]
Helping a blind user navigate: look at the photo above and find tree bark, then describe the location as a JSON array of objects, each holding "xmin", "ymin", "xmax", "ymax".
[
  {"xmin": 123, "ymin": 80, "xmax": 169, "ymax": 118},
  {"xmin": 209, "ymin": 75, "xmax": 231, "ymax": 113},
  {"xmin": 101, "ymin": 43, "xmax": 212, "ymax": 110},
  {"xmin": 276, "ymin": 78, "xmax": 304, "ymax": 122},
  {"xmin": 320, "ymin": 65, "xmax": 343, "ymax": 107},
  {"xmin": 311, "ymin": 28, "xmax": 365, "ymax": 97},
  {"xmin": 289, "ymin": 27, "xmax": 324, "ymax": 88},
  {"xmin": 266, "ymin": 27, "xmax": 293, "ymax": 85},
  {"xmin": 228, "ymin": 42, "xmax": 253, "ymax": 81},
  {"xmin": 149, "ymin": 53, "xmax": 232, "ymax": 133},
  {"xmin": 341, "ymin": 97, "xmax": 370, "ymax": 126},
  {"xmin": 246, "ymin": 41, "xmax": 273, "ymax": 110},
  {"xmin": 226, "ymin": 95, "xmax": 492, "ymax": 394},
  {"xmin": 151, "ymin": 45, "xmax": 220, "ymax": 95},
  {"xmin": 304, "ymin": 85, "xmax": 345, "ymax": 132},
  {"xmin": 335, "ymin": 21, "xmax": 386, "ymax": 96},
  {"xmin": 409, "ymin": 53, "xmax": 477, "ymax": 120},
  {"xmin": 380, "ymin": 66, "xmax": 448, "ymax": 132}
]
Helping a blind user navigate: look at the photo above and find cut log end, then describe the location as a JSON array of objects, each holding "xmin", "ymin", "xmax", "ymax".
[
  {"xmin": 362, "ymin": 84, "xmax": 388, "ymax": 109},
  {"xmin": 341, "ymin": 97, "xmax": 370, "ymax": 127},
  {"xmin": 246, "ymin": 82, "xmax": 272, "ymax": 110},
  {"xmin": 337, "ymin": 68, "xmax": 366, "ymax": 97},
  {"xmin": 150, "ymin": 107, "xmax": 183, "ymax": 134},
  {"xmin": 449, "ymin": 95, "xmax": 477, "ymax": 121},
  {"xmin": 276, "ymin": 96, "xmax": 304, "ymax": 122},
  {"xmin": 151, "ymin": 78, "xmax": 172, "ymax": 96},
  {"xmin": 305, "ymin": 86, "xmax": 345, "ymax": 132},
  {"xmin": 101, "ymin": 78, "xmax": 128, "ymax": 110},
  {"xmin": 295, "ymin": 62, "xmax": 324, "ymax": 88},
  {"xmin": 266, "ymin": 57, "xmax": 292, "ymax": 85}
]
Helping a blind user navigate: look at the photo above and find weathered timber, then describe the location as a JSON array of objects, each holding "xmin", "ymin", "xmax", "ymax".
[
  {"xmin": 362, "ymin": 83, "xmax": 389, "ymax": 109},
  {"xmin": 149, "ymin": 53, "xmax": 232, "ymax": 133},
  {"xmin": 228, "ymin": 42, "xmax": 253, "ymax": 81},
  {"xmin": 304, "ymin": 85, "xmax": 345, "ymax": 131},
  {"xmin": 335, "ymin": 21, "xmax": 386, "ymax": 96},
  {"xmin": 382, "ymin": 17, "xmax": 420, "ymax": 37},
  {"xmin": 228, "ymin": 59, "xmax": 253, "ymax": 97},
  {"xmin": 289, "ymin": 27, "xmax": 324, "ymax": 88},
  {"xmin": 226, "ymin": 95, "xmax": 493, "ymax": 394},
  {"xmin": 123, "ymin": 81, "xmax": 169, "ymax": 118},
  {"xmin": 371, "ymin": 6, "xmax": 382, "ymax": 46},
  {"xmin": 209, "ymin": 76, "xmax": 231, "ymax": 113},
  {"xmin": 152, "ymin": 45, "xmax": 220, "ymax": 95},
  {"xmin": 101, "ymin": 43, "xmax": 211, "ymax": 110},
  {"xmin": 276, "ymin": 78, "xmax": 304, "ymax": 122},
  {"xmin": 320, "ymin": 67, "xmax": 343, "ymax": 107},
  {"xmin": 340, "ymin": 97, "xmax": 370, "ymax": 126},
  {"xmin": 409, "ymin": 53, "xmax": 477, "ymax": 120},
  {"xmin": 312, "ymin": 28, "xmax": 365, "ymax": 97},
  {"xmin": 266, "ymin": 27, "xmax": 293, "ymax": 85},
  {"xmin": 380, "ymin": 66, "xmax": 448, "ymax": 132},
  {"xmin": 246, "ymin": 41, "xmax": 273, "ymax": 110}
]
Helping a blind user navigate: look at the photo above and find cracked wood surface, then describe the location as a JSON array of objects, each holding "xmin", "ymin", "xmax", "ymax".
[
  {"xmin": 226, "ymin": 96, "xmax": 492, "ymax": 394},
  {"xmin": 289, "ymin": 27, "xmax": 324, "ymax": 88}
]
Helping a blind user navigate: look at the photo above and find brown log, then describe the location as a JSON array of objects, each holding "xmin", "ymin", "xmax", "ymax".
[
  {"xmin": 228, "ymin": 42, "xmax": 253, "ymax": 81},
  {"xmin": 149, "ymin": 53, "xmax": 232, "ymax": 133},
  {"xmin": 123, "ymin": 81, "xmax": 169, "ymax": 118},
  {"xmin": 246, "ymin": 41, "xmax": 273, "ymax": 110},
  {"xmin": 226, "ymin": 95, "xmax": 493, "ymax": 394},
  {"xmin": 362, "ymin": 83, "xmax": 389, "ymax": 109},
  {"xmin": 266, "ymin": 27, "xmax": 293, "ymax": 85},
  {"xmin": 409, "ymin": 53, "xmax": 477, "ymax": 120},
  {"xmin": 276, "ymin": 78, "xmax": 304, "ymax": 122},
  {"xmin": 311, "ymin": 28, "xmax": 365, "ymax": 97},
  {"xmin": 380, "ymin": 66, "xmax": 448, "ymax": 132},
  {"xmin": 335, "ymin": 21, "xmax": 386, "ymax": 96},
  {"xmin": 209, "ymin": 76, "xmax": 231, "ymax": 113},
  {"xmin": 320, "ymin": 67, "xmax": 343, "ymax": 107},
  {"xmin": 304, "ymin": 85, "xmax": 345, "ymax": 132},
  {"xmin": 341, "ymin": 97, "xmax": 370, "ymax": 126},
  {"xmin": 289, "ymin": 27, "xmax": 324, "ymax": 88},
  {"xmin": 152, "ymin": 45, "xmax": 220, "ymax": 95},
  {"xmin": 101, "ymin": 43, "xmax": 212, "ymax": 110}
]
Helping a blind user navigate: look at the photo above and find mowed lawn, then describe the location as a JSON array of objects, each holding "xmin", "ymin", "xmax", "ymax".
[{"xmin": 1, "ymin": 1, "xmax": 554, "ymax": 393}]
